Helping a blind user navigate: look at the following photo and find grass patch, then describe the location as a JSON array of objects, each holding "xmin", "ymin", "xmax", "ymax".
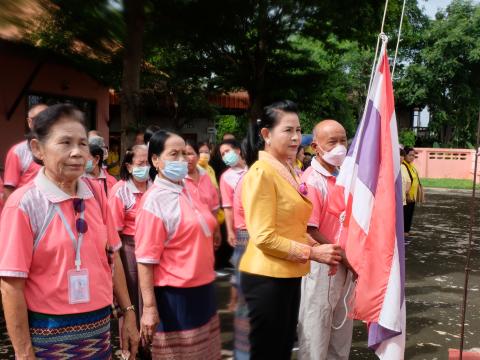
[{"xmin": 421, "ymin": 178, "xmax": 478, "ymax": 189}]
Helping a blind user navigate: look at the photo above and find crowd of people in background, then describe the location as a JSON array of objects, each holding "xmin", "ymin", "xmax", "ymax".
[{"xmin": 0, "ymin": 101, "xmax": 421, "ymax": 360}]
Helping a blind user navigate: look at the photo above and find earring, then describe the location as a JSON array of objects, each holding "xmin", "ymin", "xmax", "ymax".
[{"xmin": 266, "ymin": 139, "xmax": 271, "ymax": 145}]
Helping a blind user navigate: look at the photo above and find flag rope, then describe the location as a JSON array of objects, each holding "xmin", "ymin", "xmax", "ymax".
[{"xmin": 392, "ymin": 0, "xmax": 407, "ymax": 77}]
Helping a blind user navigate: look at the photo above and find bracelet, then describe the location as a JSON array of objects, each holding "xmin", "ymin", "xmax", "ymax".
[{"xmin": 122, "ymin": 305, "xmax": 136, "ymax": 313}]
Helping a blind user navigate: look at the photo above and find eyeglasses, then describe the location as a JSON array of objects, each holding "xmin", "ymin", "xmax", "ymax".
[{"xmin": 73, "ymin": 198, "xmax": 88, "ymax": 234}]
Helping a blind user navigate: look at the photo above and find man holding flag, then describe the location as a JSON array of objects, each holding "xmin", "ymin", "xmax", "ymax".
[
  {"xmin": 335, "ymin": 36, "xmax": 406, "ymax": 359},
  {"xmin": 297, "ymin": 119, "xmax": 355, "ymax": 360}
]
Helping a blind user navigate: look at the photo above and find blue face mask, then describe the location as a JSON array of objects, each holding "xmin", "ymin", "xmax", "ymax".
[
  {"xmin": 132, "ymin": 166, "xmax": 150, "ymax": 182},
  {"xmin": 85, "ymin": 159, "xmax": 95, "ymax": 173},
  {"xmin": 161, "ymin": 160, "xmax": 188, "ymax": 182},
  {"xmin": 222, "ymin": 150, "xmax": 239, "ymax": 167}
]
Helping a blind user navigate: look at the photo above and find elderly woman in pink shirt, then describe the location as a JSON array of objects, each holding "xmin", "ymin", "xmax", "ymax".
[
  {"xmin": 135, "ymin": 130, "xmax": 221, "ymax": 359},
  {"xmin": 0, "ymin": 104, "xmax": 138, "ymax": 359}
]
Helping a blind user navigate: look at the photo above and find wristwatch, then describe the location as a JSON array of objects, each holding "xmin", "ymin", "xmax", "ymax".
[{"xmin": 122, "ymin": 305, "xmax": 136, "ymax": 313}]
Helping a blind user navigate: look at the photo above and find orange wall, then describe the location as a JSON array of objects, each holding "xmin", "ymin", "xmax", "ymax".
[
  {"xmin": 0, "ymin": 51, "xmax": 110, "ymax": 169},
  {"xmin": 413, "ymin": 148, "xmax": 479, "ymax": 180}
]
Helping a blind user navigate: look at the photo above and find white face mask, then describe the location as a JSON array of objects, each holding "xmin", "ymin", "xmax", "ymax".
[{"xmin": 320, "ymin": 144, "xmax": 347, "ymax": 167}]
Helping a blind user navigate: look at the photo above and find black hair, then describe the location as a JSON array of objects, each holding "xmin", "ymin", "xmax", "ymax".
[
  {"xmin": 144, "ymin": 125, "xmax": 161, "ymax": 144},
  {"xmin": 185, "ymin": 139, "xmax": 199, "ymax": 155},
  {"xmin": 219, "ymin": 139, "xmax": 241, "ymax": 151},
  {"xmin": 198, "ymin": 141, "xmax": 211, "ymax": 152},
  {"xmin": 244, "ymin": 100, "xmax": 298, "ymax": 166},
  {"xmin": 403, "ymin": 146, "xmax": 415, "ymax": 155},
  {"xmin": 120, "ymin": 145, "xmax": 148, "ymax": 181},
  {"xmin": 400, "ymin": 148, "xmax": 406, "ymax": 157},
  {"xmin": 297, "ymin": 145, "xmax": 305, "ymax": 155},
  {"xmin": 89, "ymin": 144, "xmax": 104, "ymax": 169},
  {"xmin": 28, "ymin": 103, "xmax": 86, "ymax": 165}
]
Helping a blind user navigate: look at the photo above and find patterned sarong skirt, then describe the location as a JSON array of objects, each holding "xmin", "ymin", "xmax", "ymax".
[
  {"xmin": 152, "ymin": 282, "xmax": 221, "ymax": 360},
  {"xmin": 29, "ymin": 306, "xmax": 111, "ymax": 359}
]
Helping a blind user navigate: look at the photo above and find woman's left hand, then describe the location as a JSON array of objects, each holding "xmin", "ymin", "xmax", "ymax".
[{"xmin": 120, "ymin": 311, "xmax": 140, "ymax": 360}]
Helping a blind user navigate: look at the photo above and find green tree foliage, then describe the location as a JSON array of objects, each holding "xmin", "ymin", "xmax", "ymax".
[
  {"xmin": 215, "ymin": 115, "xmax": 248, "ymax": 142},
  {"xmin": 396, "ymin": 0, "xmax": 480, "ymax": 147}
]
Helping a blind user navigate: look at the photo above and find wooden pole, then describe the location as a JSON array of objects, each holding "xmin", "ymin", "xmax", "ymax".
[{"xmin": 458, "ymin": 110, "xmax": 480, "ymax": 359}]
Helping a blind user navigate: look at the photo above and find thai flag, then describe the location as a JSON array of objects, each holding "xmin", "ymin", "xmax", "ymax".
[{"xmin": 336, "ymin": 38, "xmax": 406, "ymax": 359}]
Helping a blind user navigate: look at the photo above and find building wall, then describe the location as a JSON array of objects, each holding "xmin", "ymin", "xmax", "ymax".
[
  {"xmin": 0, "ymin": 51, "xmax": 110, "ymax": 168},
  {"xmin": 414, "ymin": 148, "xmax": 479, "ymax": 180}
]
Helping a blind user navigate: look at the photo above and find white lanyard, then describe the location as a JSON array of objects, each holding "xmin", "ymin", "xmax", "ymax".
[
  {"xmin": 54, "ymin": 204, "xmax": 85, "ymax": 271},
  {"xmin": 183, "ymin": 186, "xmax": 212, "ymax": 237}
]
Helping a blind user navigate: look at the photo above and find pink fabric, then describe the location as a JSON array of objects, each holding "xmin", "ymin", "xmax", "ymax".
[
  {"xmin": 108, "ymin": 179, "xmax": 147, "ymax": 236},
  {"xmin": 233, "ymin": 177, "xmax": 246, "ymax": 231},
  {"xmin": 0, "ymin": 170, "xmax": 121, "ymax": 314},
  {"xmin": 219, "ymin": 167, "xmax": 247, "ymax": 208},
  {"xmin": 84, "ymin": 169, "xmax": 117, "ymax": 195},
  {"xmin": 301, "ymin": 158, "xmax": 345, "ymax": 245},
  {"xmin": 0, "ymin": 176, "xmax": 4, "ymax": 216},
  {"xmin": 185, "ymin": 169, "xmax": 219, "ymax": 213},
  {"xmin": 135, "ymin": 177, "xmax": 217, "ymax": 288},
  {"xmin": 3, "ymin": 140, "xmax": 41, "ymax": 188}
]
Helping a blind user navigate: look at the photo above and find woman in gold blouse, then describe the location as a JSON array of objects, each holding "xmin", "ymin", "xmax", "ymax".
[{"xmin": 240, "ymin": 100, "xmax": 342, "ymax": 360}]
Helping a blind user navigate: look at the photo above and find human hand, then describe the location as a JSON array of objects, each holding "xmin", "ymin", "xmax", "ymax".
[
  {"xmin": 140, "ymin": 305, "xmax": 160, "ymax": 347},
  {"xmin": 214, "ymin": 229, "xmax": 222, "ymax": 250},
  {"xmin": 121, "ymin": 311, "xmax": 140, "ymax": 360},
  {"xmin": 309, "ymin": 244, "xmax": 342, "ymax": 265},
  {"xmin": 227, "ymin": 232, "xmax": 237, "ymax": 247}
]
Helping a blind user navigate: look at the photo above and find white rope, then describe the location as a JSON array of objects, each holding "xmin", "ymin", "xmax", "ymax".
[
  {"xmin": 367, "ymin": 0, "xmax": 390, "ymax": 94},
  {"xmin": 327, "ymin": 272, "xmax": 357, "ymax": 330},
  {"xmin": 392, "ymin": 0, "xmax": 407, "ymax": 77}
]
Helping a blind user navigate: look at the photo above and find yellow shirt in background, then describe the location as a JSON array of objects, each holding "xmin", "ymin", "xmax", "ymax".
[
  {"xmin": 107, "ymin": 151, "xmax": 120, "ymax": 177},
  {"xmin": 239, "ymin": 153, "xmax": 313, "ymax": 278}
]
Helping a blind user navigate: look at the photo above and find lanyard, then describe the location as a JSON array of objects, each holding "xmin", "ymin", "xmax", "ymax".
[
  {"xmin": 54, "ymin": 204, "xmax": 85, "ymax": 271},
  {"xmin": 183, "ymin": 186, "xmax": 212, "ymax": 237}
]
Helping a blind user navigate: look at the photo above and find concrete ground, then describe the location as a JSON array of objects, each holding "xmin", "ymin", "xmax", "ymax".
[{"xmin": 0, "ymin": 189, "xmax": 479, "ymax": 359}]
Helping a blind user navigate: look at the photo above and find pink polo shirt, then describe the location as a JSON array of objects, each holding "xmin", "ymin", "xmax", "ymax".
[
  {"xmin": 135, "ymin": 177, "xmax": 217, "ymax": 288},
  {"xmin": 3, "ymin": 140, "xmax": 41, "ymax": 188},
  {"xmin": 233, "ymin": 177, "xmax": 246, "ymax": 231},
  {"xmin": 0, "ymin": 170, "xmax": 121, "ymax": 315},
  {"xmin": 108, "ymin": 179, "xmax": 149, "ymax": 236},
  {"xmin": 301, "ymin": 157, "xmax": 345, "ymax": 245},
  {"xmin": 220, "ymin": 166, "xmax": 247, "ymax": 208},
  {"xmin": 84, "ymin": 169, "xmax": 117, "ymax": 195},
  {"xmin": 184, "ymin": 167, "xmax": 219, "ymax": 213}
]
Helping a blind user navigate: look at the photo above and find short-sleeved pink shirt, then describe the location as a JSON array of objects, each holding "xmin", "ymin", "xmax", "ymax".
[
  {"xmin": 0, "ymin": 170, "xmax": 121, "ymax": 315},
  {"xmin": 184, "ymin": 167, "xmax": 219, "ymax": 213},
  {"xmin": 233, "ymin": 177, "xmax": 246, "ymax": 231},
  {"xmin": 219, "ymin": 166, "xmax": 248, "ymax": 208},
  {"xmin": 3, "ymin": 140, "xmax": 41, "ymax": 188},
  {"xmin": 108, "ymin": 179, "xmax": 149, "ymax": 236},
  {"xmin": 301, "ymin": 157, "xmax": 345, "ymax": 245},
  {"xmin": 84, "ymin": 169, "xmax": 117, "ymax": 196},
  {"xmin": 135, "ymin": 177, "xmax": 217, "ymax": 288},
  {"xmin": 0, "ymin": 176, "xmax": 4, "ymax": 216}
]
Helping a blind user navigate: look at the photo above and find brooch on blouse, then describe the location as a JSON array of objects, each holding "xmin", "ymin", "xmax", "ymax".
[{"xmin": 298, "ymin": 182, "xmax": 308, "ymax": 196}]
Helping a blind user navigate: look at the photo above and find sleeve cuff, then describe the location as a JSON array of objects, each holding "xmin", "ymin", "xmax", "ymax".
[
  {"xmin": 137, "ymin": 258, "xmax": 159, "ymax": 264},
  {"xmin": 0, "ymin": 270, "xmax": 28, "ymax": 278},
  {"xmin": 286, "ymin": 241, "xmax": 311, "ymax": 263}
]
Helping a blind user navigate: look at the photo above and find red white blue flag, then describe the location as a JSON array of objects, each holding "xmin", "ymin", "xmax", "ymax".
[{"xmin": 336, "ymin": 37, "xmax": 406, "ymax": 358}]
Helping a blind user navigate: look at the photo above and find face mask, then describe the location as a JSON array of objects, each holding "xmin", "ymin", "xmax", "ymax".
[
  {"xmin": 132, "ymin": 166, "xmax": 150, "ymax": 182},
  {"xmin": 161, "ymin": 160, "xmax": 188, "ymax": 182},
  {"xmin": 222, "ymin": 150, "xmax": 239, "ymax": 167},
  {"xmin": 198, "ymin": 153, "xmax": 210, "ymax": 167},
  {"xmin": 85, "ymin": 159, "xmax": 95, "ymax": 173},
  {"xmin": 321, "ymin": 144, "xmax": 347, "ymax": 167}
]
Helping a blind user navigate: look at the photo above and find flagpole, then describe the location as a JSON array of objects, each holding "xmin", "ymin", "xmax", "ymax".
[{"xmin": 458, "ymin": 110, "xmax": 480, "ymax": 360}]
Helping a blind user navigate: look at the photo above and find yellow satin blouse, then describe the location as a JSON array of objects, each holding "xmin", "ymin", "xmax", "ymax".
[{"xmin": 239, "ymin": 152, "xmax": 313, "ymax": 278}]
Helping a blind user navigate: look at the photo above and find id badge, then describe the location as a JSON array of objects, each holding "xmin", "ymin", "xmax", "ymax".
[{"xmin": 67, "ymin": 269, "xmax": 90, "ymax": 304}]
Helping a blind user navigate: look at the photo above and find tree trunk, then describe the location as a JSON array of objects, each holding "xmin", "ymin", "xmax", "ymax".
[{"xmin": 120, "ymin": 0, "xmax": 145, "ymax": 156}]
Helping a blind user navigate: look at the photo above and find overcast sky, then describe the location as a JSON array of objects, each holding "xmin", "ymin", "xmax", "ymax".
[{"xmin": 421, "ymin": 0, "xmax": 480, "ymax": 18}]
